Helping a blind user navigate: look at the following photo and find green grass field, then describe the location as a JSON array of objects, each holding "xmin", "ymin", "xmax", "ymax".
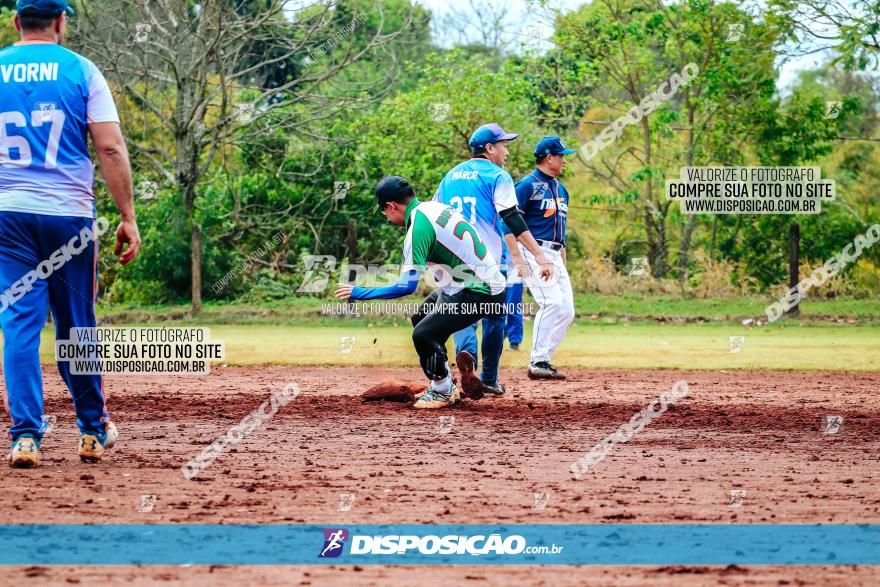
[
  {"xmin": 30, "ymin": 320, "xmax": 880, "ymax": 371},
  {"xmin": 18, "ymin": 294, "xmax": 874, "ymax": 371},
  {"xmin": 572, "ymin": 293, "xmax": 880, "ymax": 320},
  {"xmin": 93, "ymin": 293, "xmax": 880, "ymax": 326}
]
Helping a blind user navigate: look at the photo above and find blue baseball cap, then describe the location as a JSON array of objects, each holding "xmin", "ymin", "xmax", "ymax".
[
  {"xmin": 535, "ymin": 136, "xmax": 576, "ymax": 156},
  {"xmin": 17, "ymin": 0, "xmax": 74, "ymax": 16},
  {"xmin": 468, "ymin": 123, "xmax": 519, "ymax": 149}
]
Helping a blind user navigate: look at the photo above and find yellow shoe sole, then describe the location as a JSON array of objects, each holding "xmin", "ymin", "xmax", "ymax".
[
  {"xmin": 78, "ymin": 434, "xmax": 105, "ymax": 462},
  {"xmin": 10, "ymin": 455, "xmax": 39, "ymax": 468},
  {"xmin": 9, "ymin": 438, "xmax": 40, "ymax": 468},
  {"xmin": 413, "ymin": 387, "xmax": 460, "ymax": 409}
]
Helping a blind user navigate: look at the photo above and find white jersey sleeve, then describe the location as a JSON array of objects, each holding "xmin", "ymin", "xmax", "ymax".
[
  {"xmin": 493, "ymin": 171, "xmax": 518, "ymax": 212},
  {"xmin": 401, "ymin": 223, "xmax": 415, "ymax": 272},
  {"xmin": 84, "ymin": 61, "xmax": 120, "ymax": 124}
]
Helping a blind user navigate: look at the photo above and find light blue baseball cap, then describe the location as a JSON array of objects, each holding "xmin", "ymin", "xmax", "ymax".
[{"xmin": 468, "ymin": 123, "xmax": 519, "ymax": 149}]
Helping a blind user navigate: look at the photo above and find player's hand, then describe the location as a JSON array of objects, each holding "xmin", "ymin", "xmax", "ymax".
[
  {"xmin": 114, "ymin": 220, "xmax": 141, "ymax": 265},
  {"xmin": 512, "ymin": 255, "xmax": 532, "ymax": 279},
  {"xmin": 334, "ymin": 283, "xmax": 354, "ymax": 300},
  {"xmin": 535, "ymin": 252, "xmax": 554, "ymax": 280}
]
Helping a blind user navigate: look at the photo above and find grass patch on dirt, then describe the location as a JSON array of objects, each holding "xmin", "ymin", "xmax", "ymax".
[
  {"xmin": 35, "ymin": 321, "xmax": 880, "ymax": 371},
  {"xmin": 93, "ymin": 294, "xmax": 880, "ymax": 326}
]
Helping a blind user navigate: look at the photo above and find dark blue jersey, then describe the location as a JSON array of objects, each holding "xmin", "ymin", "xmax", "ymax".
[{"xmin": 513, "ymin": 168, "xmax": 569, "ymax": 245}]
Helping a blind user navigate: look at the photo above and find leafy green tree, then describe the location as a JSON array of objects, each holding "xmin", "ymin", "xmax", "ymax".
[
  {"xmin": 68, "ymin": 0, "xmax": 420, "ymax": 313},
  {"xmin": 769, "ymin": 0, "xmax": 880, "ymax": 71},
  {"xmin": 553, "ymin": 0, "xmax": 783, "ymax": 279},
  {"xmin": 209, "ymin": 48, "xmax": 542, "ymax": 289},
  {"xmin": 0, "ymin": 6, "xmax": 16, "ymax": 47},
  {"xmin": 546, "ymin": 0, "xmax": 859, "ymax": 289},
  {"xmin": 353, "ymin": 51, "xmax": 540, "ymax": 190},
  {"xmin": 288, "ymin": 50, "xmax": 542, "ymax": 272},
  {"xmin": 712, "ymin": 88, "xmax": 861, "ymax": 288}
]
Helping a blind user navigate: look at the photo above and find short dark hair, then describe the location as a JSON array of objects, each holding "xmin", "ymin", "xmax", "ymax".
[
  {"xmin": 19, "ymin": 9, "xmax": 61, "ymax": 32},
  {"xmin": 535, "ymin": 153, "xmax": 549, "ymax": 164},
  {"xmin": 387, "ymin": 192, "xmax": 415, "ymax": 207},
  {"xmin": 471, "ymin": 145, "xmax": 488, "ymax": 158}
]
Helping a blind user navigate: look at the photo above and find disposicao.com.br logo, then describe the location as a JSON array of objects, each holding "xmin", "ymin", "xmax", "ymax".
[
  {"xmin": 319, "ymin": 528, "xmax": 564, "ymax": 557},
  {"xmin": 319, "ymin": 528, "xmax": 349, "ymax": 558}
]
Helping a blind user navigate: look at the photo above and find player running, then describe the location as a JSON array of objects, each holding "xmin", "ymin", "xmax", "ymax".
[
  {"xmin": 433, "ymin": 123, "xmax": 553, "ymax": 397},
  {"xmin": 1, "ymin": 0, "xmax": 141, "ymax": 467},
  {"xmin": 334, "ymin": 176, "xmax": 506, "ymax": 409},
  {"xmin": 508, "ymin": 137, "xmax": 575, "ymax": 379}
]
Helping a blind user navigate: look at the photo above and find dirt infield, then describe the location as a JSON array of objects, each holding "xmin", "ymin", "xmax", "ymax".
[{"xmin": 1, "ymin": 365, "xmax": 879, "ymax": 585}]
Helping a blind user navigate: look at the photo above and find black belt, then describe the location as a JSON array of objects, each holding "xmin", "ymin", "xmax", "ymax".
[{"xmin": 536, "ymin": 239, "xmax": 563, "ymax": 251}]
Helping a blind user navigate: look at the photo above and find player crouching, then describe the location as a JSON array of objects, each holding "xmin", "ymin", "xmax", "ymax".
[{"xmin": 335, "ymin": 176, "xmax": 506, "ymax": 409}]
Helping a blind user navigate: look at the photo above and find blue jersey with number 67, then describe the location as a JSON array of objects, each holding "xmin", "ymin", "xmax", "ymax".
[
  {"xmin": 432, "ymin": 158, "xmax": 517, "ymax": 268},
  {"xmin": 0, "ymin": 42, "xmax": 119, "ymax": 218}
]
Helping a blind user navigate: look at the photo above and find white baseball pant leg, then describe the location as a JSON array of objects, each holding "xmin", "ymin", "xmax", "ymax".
[{"xmin": 520, "ymin": 244, "xmax": 575, "ymax": 364}]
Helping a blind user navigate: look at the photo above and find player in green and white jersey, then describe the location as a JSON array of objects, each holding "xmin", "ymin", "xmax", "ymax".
[{"xmin": 335, "ymin": 176, "xmax": 506, "ymax": 409}]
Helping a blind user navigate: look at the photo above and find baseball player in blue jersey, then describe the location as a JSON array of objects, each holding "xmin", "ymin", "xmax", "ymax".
[
  {"xmin": 433, "ymin": 123, "xmax": 553, "ymax": 397},
  {"xmin": 509, "ymin": 137, "xmax": 575, "ymax": 379},
  {"xmin": 1, "ymin": 0, "xmax": 141, "ymax": 467}
]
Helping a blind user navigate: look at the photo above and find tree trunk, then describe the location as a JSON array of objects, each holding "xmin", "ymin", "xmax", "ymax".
[
  {"xmin": 346, "ymin": 219, "xmax": 357, "ymax": 319},
  {"xmin": 643, "ymin": 203, "xmax": 658, "ymax": 273},
  {"xmin": 788, "ymin": 223, "xmax": 800, "ymax": 316},
  {"xmin": 710, "ymin": 216, "xmax": 718, "ymax": 259},
  {"xmin": 652, "ymin": 229, "xmax": 668, "ymax": 278},
  {"xmin": 176, "ymin": 75, "xmax": 201, "ymax": 316},
  {"xmin": 191, "ymin": 221, "xmax": 202, "ymax": 316},
  {"xmin": 641, "ymin": 115, "xmax": 668, "ymax": 278},
  {"xmin": 677, "ymin": 101, "xmax": 697, "ymax": 284},
  {"xmin": 678, "ymin": 215, "xmax": 697, "ymax": 284}
]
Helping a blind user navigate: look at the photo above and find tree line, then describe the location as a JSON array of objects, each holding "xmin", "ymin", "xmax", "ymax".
[{"xmin": 0, "ymin": 0, "xmax": 876, "ymax": 311}]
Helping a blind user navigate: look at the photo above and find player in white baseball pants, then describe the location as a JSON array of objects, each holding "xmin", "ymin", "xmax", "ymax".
[
  {"xmin": 507, "ymin": 136, "xmax": 576, "ymax": 379},
  {"xmin": 519, "ymin": 243, "xmax": 574, "ymax": 375}
]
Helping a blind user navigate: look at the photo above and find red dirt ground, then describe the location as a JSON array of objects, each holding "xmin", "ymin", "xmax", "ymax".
[{"xmin": 1, "ymin": 365, "xmax": 878, "ymax": 586}]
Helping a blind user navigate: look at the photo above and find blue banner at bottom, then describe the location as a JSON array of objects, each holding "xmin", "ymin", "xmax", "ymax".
[{"xmin": 0, "ymin": 524, "xmax": 877, "ymax": 565}]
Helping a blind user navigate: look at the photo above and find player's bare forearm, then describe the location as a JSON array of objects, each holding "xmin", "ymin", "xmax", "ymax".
[
  {"xmin": 516, "ymin": 231, "xmax": 544, "ymax": 258},
  {"xmin": 515, "ymin": 231, "xmax": 553, "ymax": 279},
  {"xmin": 504, "ymin": 233, "xmax": 521, "ymax": 260},
  {"xmin": 90, "ymin": 122, "xmax": 141, "ymax": 264},
  {"xmin": 90, "ymin": 122, "xmax": 135, "ymax": 222},
  {"xmin": 102, "ymin": 152, "xmax": 135, "ymax": 221},
  {"xmin": 505, "ymin": 233, "xmax": 530, "ymax": 278}
]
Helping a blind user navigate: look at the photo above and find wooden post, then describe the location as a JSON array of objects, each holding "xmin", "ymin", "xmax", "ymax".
[
  {"xmin": 347, "ymin": 219, "xmax": 357, "ymax": 269},
  {"xmin": 788, "ymin": 223, "xmax": 800, "ymax": 316},
  {"xmin": 191, "ymin": 222, "xmax": 202, "ymax": 316},
  {"xmin": 346, "ymin": 219, "xmax": 357, "ymax": 317}
]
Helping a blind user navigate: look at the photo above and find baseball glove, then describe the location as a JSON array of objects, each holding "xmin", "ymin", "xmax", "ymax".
[{"xmin": 361, "ymin": 380, "xmax": 425, "ymax": 403}]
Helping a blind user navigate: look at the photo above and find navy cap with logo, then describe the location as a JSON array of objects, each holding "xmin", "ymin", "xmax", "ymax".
[
  {"xmin": 375, "ymin": 175, "xmax": 414, "ymax": 211},
  {"xmin": 535, "ymin": 136, "xmax": 576, "ymax": 156},
  {"xmin": 468, "ymin": 123, "xmax": 519, "ymax": 149},
  {"xmin": 17, "ymin": 0, "xmax": 74, "ymax": 15}
]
